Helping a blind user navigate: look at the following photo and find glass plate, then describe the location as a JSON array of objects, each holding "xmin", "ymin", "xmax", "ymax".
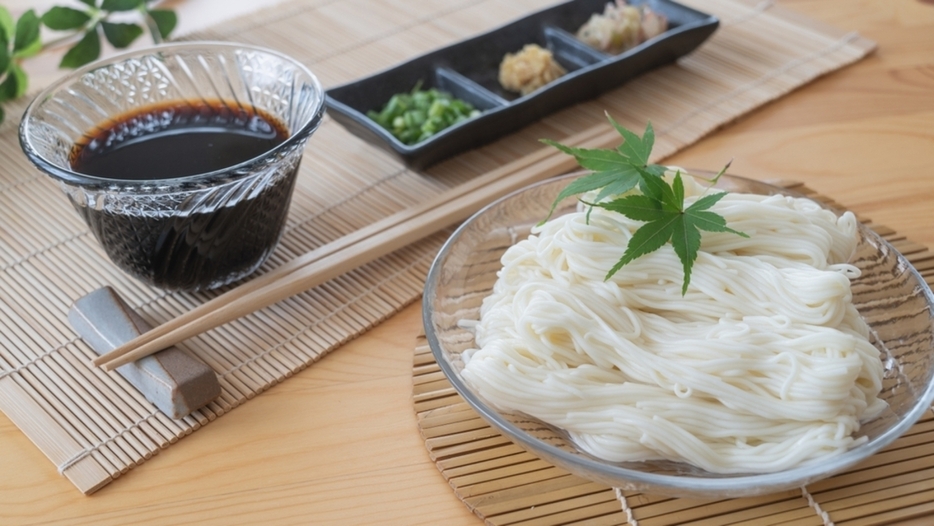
[{"xmin": 423, "ymin": 173, "xmax": 934, "ymax": 498}]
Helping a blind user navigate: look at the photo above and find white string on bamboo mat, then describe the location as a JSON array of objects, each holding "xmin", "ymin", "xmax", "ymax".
[
  {"xmin": 0, "ymin": 173, "xmax": 42, "ymax": 198},
  {"xmin": 614, "ymin": 487, "xmax": 639, "ymax": 526},
  {"xmin": 57, "ymin": 409, "xmax": 160, "ymax": 475},
  {"xmin": 0, "ymin": 231, "xmax": 90, "ymax": 274},
  {"xmin": 0, "ymin": 337, "xmax": 79, "ymax": 381},
  {"xmin": 0, "ymin": 281, "xmax": 182, "ymax": 385},
  {"xmin": 613, "ymin": 486, "xmax": 835, "ymax": 526},
  {"xmin": 802, "ymin": 486, "xmax": 835, "ymax": 526}
]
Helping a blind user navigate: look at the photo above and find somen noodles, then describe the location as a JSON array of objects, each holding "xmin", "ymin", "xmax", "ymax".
[{"xmin": 461, "ymin": 172, "xmax": 886, "ymax": 474}]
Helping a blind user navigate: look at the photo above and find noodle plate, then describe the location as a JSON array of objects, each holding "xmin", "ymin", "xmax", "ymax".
[{"xmin": 461, "ymin": 172, "xmax": 886, "ymax": 474}]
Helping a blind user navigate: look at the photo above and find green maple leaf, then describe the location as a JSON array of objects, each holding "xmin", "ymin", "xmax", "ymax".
[
  {"xmin": 541, "ymin": 116, "xmax": 745, "ymax": 294},
  {"xmin": 540, "ymin": 114, "xmax": 666, "ymax": 223},
  {"xmin": 595, "ymin": 171, "xmax": 748, "ymax": 295}
]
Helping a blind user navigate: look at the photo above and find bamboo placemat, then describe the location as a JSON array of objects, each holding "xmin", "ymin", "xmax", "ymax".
[
  {"xmin": 0, "ymin": 0, "xmax": 876, "ymax": 495},
  {"xmin": 413, "ymin": 182, "xmax": 934, "ymax": 526}
]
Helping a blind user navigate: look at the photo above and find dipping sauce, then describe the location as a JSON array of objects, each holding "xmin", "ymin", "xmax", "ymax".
[
  {"xmin": 71, "ymin": 100, "xmax": 289, "ymax": 180},
  {"xmin": 68, "ymin": 100, "xmax": 298, "ymax": 290}
]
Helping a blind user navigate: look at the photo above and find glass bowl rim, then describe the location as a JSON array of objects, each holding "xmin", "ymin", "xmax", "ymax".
[
  {"xmin": 18, "ymin": 41, "xmax": 325, "ymax": 190},
  {"xmin": 422, "ymin": 171, "xmax": 934, "ymax": 495}
]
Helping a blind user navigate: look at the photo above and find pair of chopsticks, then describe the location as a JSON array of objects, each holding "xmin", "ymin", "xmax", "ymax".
[{"xmin": 92, "ymin": 125, "xmax": 619, "ymax": 372}]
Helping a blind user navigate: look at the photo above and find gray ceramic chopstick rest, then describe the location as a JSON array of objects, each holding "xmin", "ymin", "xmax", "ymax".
[{"xmin": 68, "ymin": 287, "xmax": 221, "ymax": 419}]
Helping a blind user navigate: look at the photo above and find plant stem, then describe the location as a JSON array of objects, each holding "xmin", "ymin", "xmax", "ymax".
[
  {"xmin": 40, "ymin": 8, "xmax": 105, "ymax": 52},
  {"xmin": 141, "ymin": 10, "xmax": 163, "ymax": 44},
  {"xmin": 41, "ymin": 31, "xmax": 86, "ymax": 51}
]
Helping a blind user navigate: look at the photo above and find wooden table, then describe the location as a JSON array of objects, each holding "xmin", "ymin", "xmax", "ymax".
[{"xmin": 1, "ymin": 0, "xmax": 933, "ymax": 524}]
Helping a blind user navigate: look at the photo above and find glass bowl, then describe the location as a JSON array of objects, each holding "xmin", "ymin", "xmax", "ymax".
[
  {"xmin": 422, "ymin": 172, "xmax": 934, "ymax": 498},
  {"xmin": 19, "ymin": 42, "xmax": 325, "ymax": 291}
]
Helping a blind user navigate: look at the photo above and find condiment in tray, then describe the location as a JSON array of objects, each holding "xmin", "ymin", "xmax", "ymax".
[{"xmin": 326, "ymin": 0, "xmax": 718, "ymax": 168}]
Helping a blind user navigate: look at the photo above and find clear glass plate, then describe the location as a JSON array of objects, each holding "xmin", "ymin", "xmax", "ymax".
[{"xmin": 422, "ymin": 173, "xmax": 934, "ymax": 498}]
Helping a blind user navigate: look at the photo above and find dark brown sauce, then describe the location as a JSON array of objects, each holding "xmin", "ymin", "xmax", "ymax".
[
  {"xmin": 71, "ymin": 100, "xmax": 289, "ymax": 180},
  {"xmin": 69, "ymin": 100, "xmax": 297, "ymax": 290}
]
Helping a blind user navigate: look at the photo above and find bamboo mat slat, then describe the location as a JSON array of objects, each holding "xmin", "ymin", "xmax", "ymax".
[
  {"xmin": 413, "ymin": 182, "xmax": 934, "ymax": 525},
  {"xmin": 0, "ymin": 0, "xmax": 876, "ymax": 495}
]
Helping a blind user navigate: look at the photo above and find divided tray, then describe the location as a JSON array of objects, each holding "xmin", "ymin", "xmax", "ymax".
[{"xmin": 325, "ymin": 0, "xmax": 719, "ymax": 168}]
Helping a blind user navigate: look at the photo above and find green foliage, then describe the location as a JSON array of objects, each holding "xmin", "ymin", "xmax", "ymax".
[
  {"xmin": 59, "ymin": 25, "xmax": 100, "ymax": 68},
  {"xmin": 0, "ymin": 7, "xmax": 14, "ymax": 44},
  {"xmin": 13, "ymin": 9, "xmax": 41, "ymax": 58},
  {"xmin": 0, "ymin": 37, "xmax": 8, "ymax": 76},
  {"xmin": 543, "ymin": 116, "xmax": 746, "ymax": 295},
  {"xmin": 42, "ymin": 7, "xmax": 92, "ymax": 31},
  {"xmin": 0, "ymin": 1, "xmax": 178, "ymax": 124},
  {"xmin": 101, "ymin": 21, "xmax": 142, "ymax": 48},
  {"xmin": 101, "ymin": 0, "xmax": 142, "ymax": 12},
  {"xmin": 0, "ymin": 62, "xmax": 25, "ymax": 99},
  {"xmin": 539, "ymin": 116, "xmax": 666, "ymax": 223},
  {"xmin": 146, "ymin": 9, "xmax": 175, "ymax": 40},
  {"xmin": 595, "ymin": 170, "xmax": 747, "ymax": 294},
  {"xmin": 0, "ymin": 6, "xmax": 33, "ymax": 108}
]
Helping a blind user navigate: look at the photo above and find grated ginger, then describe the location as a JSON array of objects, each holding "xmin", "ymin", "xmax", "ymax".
[{"xmin": 498, "ymin": 44, "xmax": 567, "ymax": 96}]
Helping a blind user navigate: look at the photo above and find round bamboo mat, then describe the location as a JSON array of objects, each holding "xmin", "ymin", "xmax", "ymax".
[{"xmin": 412, "ymin": 183, "xmax": 934, "ymax": 526}]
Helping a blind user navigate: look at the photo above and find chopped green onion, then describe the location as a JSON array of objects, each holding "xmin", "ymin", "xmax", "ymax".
[{"xmin": 366, "ymin": 84, "xmax": 481, "ymax": 145}]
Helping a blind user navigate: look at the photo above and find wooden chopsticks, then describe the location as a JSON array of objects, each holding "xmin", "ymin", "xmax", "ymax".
[{"xmin": 91, "ymin": 123, "xmax": 623, "ymax": 372}]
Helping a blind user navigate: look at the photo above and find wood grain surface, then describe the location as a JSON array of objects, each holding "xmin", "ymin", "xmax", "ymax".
[{"xmin": 1, "ymin": 0, "xmax": 933, "ymax": 524}]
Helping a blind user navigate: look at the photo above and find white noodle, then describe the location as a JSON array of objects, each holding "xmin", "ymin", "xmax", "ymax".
[{"xmin": 462, "ymin": 174, "xmax": 886, "ymax": 474}]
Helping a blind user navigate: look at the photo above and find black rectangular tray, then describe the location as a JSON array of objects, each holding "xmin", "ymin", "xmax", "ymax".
[{"xmin": 325, "ymin": 0, "xmax": 719, "ymax": 169}]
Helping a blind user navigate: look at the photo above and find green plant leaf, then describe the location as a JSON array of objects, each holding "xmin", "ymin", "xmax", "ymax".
[
  {"xmin": 0, "ymin": 40, "xmax": 9, "ymax": 74},
  {"xmin": 60, "ymin": 26, "xmax": 100, "ymax": 68},
  {"xmin": 605, "ymin": 213, "xmax": 679, "ymax": 280},
  {"xmin": 591, "ymin": 172, "xmax": 642, "ymax": 203},
  {"xmin": 637, "ymin": 168, "xmax": 678, "ymax": 210},
  {"xmin": 538, "ymin": 120, "xmax": 663, "ymax": 221},
  {"xmin": 13, "ymin": 36, "xmax": 41, "ymax": 59},
  {"xmin": 101, "ymin": 0, "xmax": 142, "ymax": 12},
  {"xmin": 13, "ymin": 10, "xmax": 41, "ymax": 57},
  {"xmin": 0, "ymin": 7, "xmax": 14, "ymax": 46},
  {"xmin": 42, "ymin": 6, "xmax": 92, "ymax": 31},
  {"xmin": 101, "ymin": 21, "xmax": 142, "ymax": 48},
  {"xmin": 684, "ymin": 193, "xmax": 748, "ymax": 239},
  {"xmin": 595, "ymin": 172, "xmax": 747, "ymax": 294},
  {"xmin": 671, "ymin": 214, "xmax": 701, "ymax": 295},
  {"xmin": 146, "ymin": 9, "xmax": 176, "ymax": 40},
  {"xmin": 542, "ymin": 117, "xmax": 745, "ymax": 294},
  {"xmin": 11, "ymin": 62, "xmax": 26, "ymax": 97},
  {"xmin": 542, "ymin": 139, "xmax": 622, "ymax": 170},
  {"xmin": 0, "ymin": 103, "xmax": 5, "ymax": 123},
  {"xmin": 537, "ymin": 169, "xmax": 628, "ymax": 224},
  {"xmin": 0, "ymin": 62, "xmax": 27, "ymax": 100},
  {"xmin": 641, "ymin": 164, "xmax": 667, "ymax": 177},
  {"xmin": 592, "ymin": 194, "xmax": 661, "ymax": 222},
  {"xmin": 608, "ymin": 115, "xmax": 654, "ymax": 167},
  {"xmin": 78, "ymin": 0, "xmax": 98, "ymax": 6}
]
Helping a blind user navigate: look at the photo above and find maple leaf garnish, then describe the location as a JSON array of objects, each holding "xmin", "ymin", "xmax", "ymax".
[
  {"xmin": 543, "ymin": 115, "xmax": 747, "ymax": 295},
  {"xmin": 593, "ymin": 170, "xmax": 748, "ymax": 294}
]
